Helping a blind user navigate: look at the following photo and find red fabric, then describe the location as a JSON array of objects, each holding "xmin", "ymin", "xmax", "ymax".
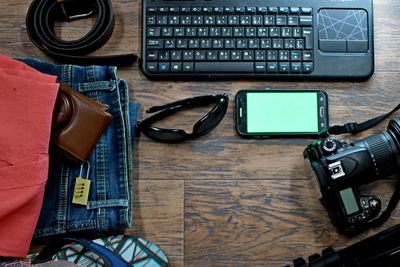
[{"xmin": 0, "ymin": 55, "xmax": 59, "ymax": 257}]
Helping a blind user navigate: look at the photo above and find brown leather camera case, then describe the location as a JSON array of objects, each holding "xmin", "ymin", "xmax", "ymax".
[{"xmin": 51, "ymin": 82, "xmax": 113, "ymax": 161}]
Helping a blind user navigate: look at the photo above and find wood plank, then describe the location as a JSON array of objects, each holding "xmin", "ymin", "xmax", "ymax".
[
  {"xmin": 129, "ymin": 180, "xmax": 184, "ymax": 266},
  {"xmin": 184, "ymin": 180, "xmax": 400, "ymax": 266}
]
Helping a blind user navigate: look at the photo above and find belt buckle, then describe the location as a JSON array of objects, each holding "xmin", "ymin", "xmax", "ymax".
[{"xmin": 57, "ymin": 0, "xmax": 95, "ymax": 21}]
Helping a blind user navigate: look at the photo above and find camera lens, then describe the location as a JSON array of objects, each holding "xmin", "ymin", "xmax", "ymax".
[{"xmin": 354, "ymin": 118, "xmax": 400, "ymax": 180}]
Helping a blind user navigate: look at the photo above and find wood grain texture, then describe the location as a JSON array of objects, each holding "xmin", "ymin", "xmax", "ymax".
[{"xmin": 0, "ymin": 0, "xmax": 399, "ymax": 266}]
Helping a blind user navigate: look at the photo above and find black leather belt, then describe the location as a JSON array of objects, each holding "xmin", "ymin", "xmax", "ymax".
[{"xmin": 26, "ymin": 0, "xmax": 137, "ymax": 66}]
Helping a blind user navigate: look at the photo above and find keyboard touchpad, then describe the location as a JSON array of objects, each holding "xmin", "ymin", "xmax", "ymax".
[{"xmin": 318, "ymin": 9, "xmax": 368, "ymax": 53}]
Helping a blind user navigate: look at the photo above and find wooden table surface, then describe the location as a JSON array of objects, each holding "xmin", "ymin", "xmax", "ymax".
[{"xmin": 1, "ymin": 0, "xmax": 400, "ymax": 266}]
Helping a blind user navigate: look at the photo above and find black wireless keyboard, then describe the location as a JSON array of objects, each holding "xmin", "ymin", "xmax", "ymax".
[{"xmin": 142, "ymin": 0, "xmax": 374, "ymax": 79}]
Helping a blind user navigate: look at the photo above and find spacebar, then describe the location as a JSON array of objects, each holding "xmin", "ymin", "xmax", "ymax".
[{"xmin": 195, "ymin": 62, "xmax": 254, "ymax": 72}]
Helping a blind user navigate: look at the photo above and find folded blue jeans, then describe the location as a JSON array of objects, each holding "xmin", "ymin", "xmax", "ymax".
[{"xmin": 18, "ymin": 59, "xmax": 140, "ymax": 237}]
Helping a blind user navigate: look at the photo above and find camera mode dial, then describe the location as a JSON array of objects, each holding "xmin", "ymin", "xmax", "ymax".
[{"xmin": 321, "ymin": 138, "xmax": 338, "ymax": 154}]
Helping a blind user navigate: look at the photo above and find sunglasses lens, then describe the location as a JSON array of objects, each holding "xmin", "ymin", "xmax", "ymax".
[
  {"xmin": 196, "ymin": 100, "xmax": 227, "ymax": 135},
  {"xmin": 142, "ymin": 127, "xmax": 187, "ymax": 142}
]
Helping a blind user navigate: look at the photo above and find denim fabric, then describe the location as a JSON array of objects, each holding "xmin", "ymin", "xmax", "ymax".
[{"xmin": 17, "ymin": 59, "xmax": 140, "ymax": 237}]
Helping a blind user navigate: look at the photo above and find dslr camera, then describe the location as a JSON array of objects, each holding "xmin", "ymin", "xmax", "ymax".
[{"xmin": 304, "ymin": 118, "xmax": 400, "ymax": 234}]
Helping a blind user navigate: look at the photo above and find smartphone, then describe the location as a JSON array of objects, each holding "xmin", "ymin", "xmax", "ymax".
[{"xmin": 235, "ymin": 89, "xmax": 329, "ymax": 138}]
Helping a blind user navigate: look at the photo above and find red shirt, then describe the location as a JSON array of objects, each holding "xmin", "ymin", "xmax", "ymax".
[{"xmin": 0, "ymin": 55, "xmax": 59, "ymax": 257}]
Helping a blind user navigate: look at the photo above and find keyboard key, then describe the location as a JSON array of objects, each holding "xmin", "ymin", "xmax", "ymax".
[
  {"xmin": 264, "ymin": 15, "xmax": 275, "ymax": 25},
  {"xmin": 240, "ymin": 15, "xmax": 251, "ymax": 25},
  {"xmin": 207, "ymin": 50, "xmax": 218, "ymax": 60},
  {"xmin": 224, "ymin": 7, "xmax": 235, "ymax": 13},
  {"xmin": 147, "ymin": 39, "xmax": 163, "ymax": 48},
  {"xmin": 303, "ymin": 51, "xmax": 313, "ymax": 61},
  {"xmin": 270, "ymin": 27, "xmax": 280, "ymax": 37},
  {"xmin": 168, "ymin": 15, "xmax": 180, "ymax": 25},
  {"xmin": 147, "ymin": 15, "xmax": 156, "ymax": 25},
  {"xmin": 195, "ymin": 50, "xmax": 206, "ymax": 60},
  {"xmin": 158, "ymin": 7, "xmax": 168, "ymax": 13},
  {"xmin": 193, "ymin": 15, "xmax": 204, "ymax": 25},
  {"xmin": 171, "ymin": 51, "xmax": 182, "ymax": 60},
  {"xmin": 188, "ymin": 39, "xmax": 199, "ymax": 48},
  {"xmin": 164, "ymin": 39, "xmax": 175, "ymax": 48},
  {"xmin": 203, "ymin": 7, "xmax": 213, "ymax": 13},
  {"xmin": 267, "ymin": 50, "xmax": 277, "ymax": 61},
  {"xmin": 147, "ymin": 51, "xmax": 158, "ymax": 61},
  {"xmin": 228, "ymin": 15, "xmax": 239, "ymax": 25},
  {"xmin": 301, "ymin": 7, "xmax": 312, "ymax": 15},
  {"xmin": 255, "ymin": 62, "xmax": 266, "ymax": 72},
  {"xmin": 181, "ymin": 15, "xmax": 192, "ymax": 25},
  {"xmin": 248, "ymin": 39, "xmax": 259, "ymax": 49},
  {"xmin": 159, "ymin": 62, "xmax": 170, "ymax": 72},
  {"xmin": 224, "ymin": 39, "xmax": 235, "ymax": 48},
  {"xmin": 296, "ymin": 39, "xmax": 304, "ymax": 49},
  {"xmin": 252, "ymin": 15, "xmax": 263, "ymax": 25},
  {"xmin": 147, "ymin": 7, "xmax": 157, "ymax": 13},
  {"xmin": 156, "ymin": 15, "xmax": 168, "ymax": 25},
  {"xmin": 303, "ymin": 62, "xmax": 314, "ymax": 73},
  {"xmin": 236, "ymin": 7, "xmax": 246, "ymax": 13},
  {"xmin": 171, "ymin": 62, "xmax": 182, "ymax": 72},
  {"xmin": 204, "ymin": 15, "xmax": 215, "ymax": 25},
  {"xmin": 243, "ymin": 50, "xmax": 254, "ymax": 61},
  {"xmin": 299, "ymin": 16, "xmax": 313, "ymax": 26},
  {"xmin": 302, "ymin": 28, "xmax": 313, "ymax": 49},
  {"xmin": 260, "ymin": 39, "xmax": 271, "ymax": 49},
  {"xmin": 177, "ymin": 39, "xmax": 188, "ymax": 48},
  {"xmin": 221, "ymin": 27, "xmax": 233, "ymax": 37},
  {"xmin": 147, "ymin": 62, "xmax": 157, "ymax": 72},
  {"xmin": 195, "ymin": 62, "xmax": 254, "ymax": 72},
  {"xmin": 191, "ymin": 7, "xmax": 202, "ymax": 13},
  {"xmin": 183, "ymin": 62, "xmax": 194, "ymax": 72},
  {"xmin": 267, "ymin": 62, "xmax": 278, "ymax": 72},
  {"xmin": 257, "ymin": 28, "xmax": 268, "ymax": 37},
  {"xmin": 279, "ymin": 62, "xmax": 290, "ymax": 72},
  {"xmin": 289, "ymin": 7, "xmax": 300, "ymax": 14},
  {"xmin": 272, "ymin": 39, "xmax": 283, "ymax": 49},
  {"xmin": 290, "ymin": 51, "xmax": 301, "ymax": 61},
  {"xmin": 255, "ymin": 50, "xmax": 266, "ymax": 60},
  {"xmin": 276, "ymin": 15, "xmax": 287, "ymax": 26},
  {"xmin": 257, "ymin": 7, "xmax": 268, "ymax": 14},
  {"xmin": 147, "ymin": 27, "xmax": 161, "ymax": 37},
  {"xmin": 159, "ymin": 51, "xmax": 170, "ymax": 60},
  {"xmin": 268, "ymin": 7, "xmax": 278, "ymax": 14},
  {"xmin": 288, "ymin": 16, "xmax": 299, "ymax": 26},
  {"xmin": 162, "ymin": 27, "xmax": 173, "ymax": 37},
  {"xmin": 183, "ymin": 50, "xmax": 194, "ymax": 60},
  {"xmin": 245, "ymin": 27, "xmax": 256, "ymax": 37},
  {"xmin": 214, "ymin": 7, "xmax": 224, "ymax": 13},
  {"xmin": 279, "ymin": 7, "xmax": 289, "ymax": 14},
  {"xmin": 282, "ymin": 27, "xmax": 292, "ymax": 37},
  {"xmin": 219, "ymin": 51, "xmax": 229, "ymax": 60},
  {"xmin": 279, "ymin": 50, "xmax": 289, "ymax": 61},
  {"xmin": 291, "ymin": 62, "xmax": 301, "ymax": 73},
  {"xmin": 247, "ymin": 7, "xmax": 257, "ymax": 13},
  {"xmin": 284, "ymin": 39, "xmax": 295, "ymax": 49},
  {"xmin": 231, "ymin": 51, "xmax": 242, "ymax": 60},
  {"xmin": 216, "ymin": 15, "xmax": 227, "ymax": 25},
  {"xmin": 169, "ymin": 7, "xmax": 180, "ymax": 13}
]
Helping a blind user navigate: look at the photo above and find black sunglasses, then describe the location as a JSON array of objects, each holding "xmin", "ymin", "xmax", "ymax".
[{"xmin": 137, "ymin": 94, "xmax": 229, "ymax": 143}]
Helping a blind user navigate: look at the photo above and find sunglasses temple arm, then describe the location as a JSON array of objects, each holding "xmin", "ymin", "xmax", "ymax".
[{"xmin": 146, "ymin": 95, "xmax": 218, "ymax": 113}]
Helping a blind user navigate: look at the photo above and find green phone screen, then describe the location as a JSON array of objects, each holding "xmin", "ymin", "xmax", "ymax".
[{"xmin": 246, "ymin": 92, "xmax": 319, "ymax": 133}]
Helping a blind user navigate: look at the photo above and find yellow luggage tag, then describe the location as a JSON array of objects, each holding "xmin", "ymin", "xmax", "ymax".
[{"xmin": 72, "ymin": 162, "xmax": 91, "ymax": 206}]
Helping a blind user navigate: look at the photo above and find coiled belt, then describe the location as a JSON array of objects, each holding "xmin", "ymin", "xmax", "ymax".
[{"xmin": 26, "ymin": 0, "xmax": 137, "ymax": 66}]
